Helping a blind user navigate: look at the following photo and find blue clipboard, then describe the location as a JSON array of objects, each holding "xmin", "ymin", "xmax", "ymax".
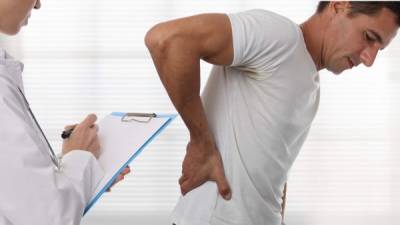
[{"xmin": 83, "ymin": 112, "xmax": 176, "ymax": 215}]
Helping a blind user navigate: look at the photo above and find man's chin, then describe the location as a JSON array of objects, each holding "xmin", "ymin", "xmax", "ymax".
[
  {"xmin": 326, "ymin": 66, "xmax": 345, "ymax": 75},
  {"xmin": 1, "ymin": 26, "xmax": 22, "ymax": 36}
]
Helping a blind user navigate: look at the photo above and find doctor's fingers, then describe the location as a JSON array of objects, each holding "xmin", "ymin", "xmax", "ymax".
[
  {"xmin": 83, "ymin": 124, "xmax": 99, "ymax": 132},
  {"xmin": 72, "ymin": 126, "xmax": 98, "ymax": 151},
  {"xmin": 64, "ymin": 124, "xmax": 78, "ymax": 130},
  {"xmin": 81, "ymin": 124, "xmax": 99, "ymax": 139},
  {"xmin": 89, "ymin": 134, "xmax": 100, "ymax": 148},
  {"xmin": 80, "ymin": 114, "xmax": 97, "ymax": 128},
  {"xmin": 88, "ymin": 136, "xmax": 101, "ymax": 158},
  {"xmin": 121, "ymin": 166, "xmax": 131, "ymax": 175}
]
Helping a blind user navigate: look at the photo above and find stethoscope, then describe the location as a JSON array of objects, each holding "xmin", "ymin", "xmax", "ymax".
[{"xmin": 17, "ymin": 87, "xmax": 61, "ymax": 171}]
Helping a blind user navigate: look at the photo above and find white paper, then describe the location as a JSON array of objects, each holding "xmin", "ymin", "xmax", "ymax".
[{"xmin": 90, "ymin": 114, "xmax": 169, "ymax": 202}]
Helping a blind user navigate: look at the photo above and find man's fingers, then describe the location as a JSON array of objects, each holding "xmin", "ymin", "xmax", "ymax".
[
  {"xmin": 180, "ymin": 180, "xmax": 193, "ymax": 195},
  {"xmin": 180, "ymin": 174, "xmax": 231, "ymax": 199},
  {"xmin": 213, "ymin": 166, "xmax": 232, "ymax": 200},
  {"xmin": 80, "ymin": 114, "xmax": 97, "ymax": 128},
  {"xmin": 216, "ymin": 177, "xmax": 232, "ymax": 200},
  {"xmin": 178, "ymin": 175, "xmax": 187, "ymax": 185},
  {"xmin": 180, "ymin": 178, "xmax": 204, "ymax": 196}
]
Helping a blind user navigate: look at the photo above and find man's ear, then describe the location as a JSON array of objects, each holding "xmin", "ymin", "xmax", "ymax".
[{"xmin": 330, "ymin": 1, "xmax": 351, "ymax": 14}]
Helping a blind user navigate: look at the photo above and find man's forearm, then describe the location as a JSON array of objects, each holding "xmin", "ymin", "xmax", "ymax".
[{"xmin": 145, "ymin": 16, "xmax": 233, "ymax": 199}]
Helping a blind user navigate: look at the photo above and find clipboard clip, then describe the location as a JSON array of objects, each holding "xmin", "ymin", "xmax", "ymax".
[{"xmin": 121, "ymin": 112, "xmax": 157, "ymax": 123}]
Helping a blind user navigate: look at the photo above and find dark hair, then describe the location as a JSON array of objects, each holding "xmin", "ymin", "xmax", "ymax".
[{"xmin": 317, "ymin": 1, "xmax": 400, "ymax": 25}]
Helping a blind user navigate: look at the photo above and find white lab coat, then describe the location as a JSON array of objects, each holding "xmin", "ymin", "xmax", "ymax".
[{"xmin": 0, "ymin": 49, "xmax": 104, "ymax": 225}]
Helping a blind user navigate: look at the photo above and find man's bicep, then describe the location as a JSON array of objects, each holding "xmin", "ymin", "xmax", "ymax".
[
  {"xmin": 197, "ymin": 14, "xmax": 234, "ymax": 66},
  {"xmin": 146, "ymin": 13, "xmax": 234, "ymax": 66}
]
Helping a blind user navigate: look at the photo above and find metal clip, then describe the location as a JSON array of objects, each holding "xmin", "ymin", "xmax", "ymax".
[{"xmin": 121, "ymin": 113, "xmax": 157, "ymax": 123}]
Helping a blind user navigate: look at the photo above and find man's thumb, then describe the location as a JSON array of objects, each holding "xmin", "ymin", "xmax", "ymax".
[{"xmin": 216, "ymin": 176, "xmax": 232, "ymax": 200}]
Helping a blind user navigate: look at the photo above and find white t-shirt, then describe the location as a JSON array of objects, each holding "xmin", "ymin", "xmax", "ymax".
[{"xmin": 171, "ymin": 9, "xmax": 320, "ymax": 225}]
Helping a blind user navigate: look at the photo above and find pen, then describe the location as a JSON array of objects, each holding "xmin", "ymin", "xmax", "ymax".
[
  {"xmin": 61, "ymin": 128, "xmax": 74, "ymax": 139},
  {"xmin": 61, "ymin": 124, "xmax": 96, "ymax": 139}
]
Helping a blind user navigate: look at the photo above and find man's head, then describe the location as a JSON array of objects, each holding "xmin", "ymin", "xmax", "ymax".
[
  {"xmin": 316, "ymin": 1, "xmax": 399, "ymax": 74},
  {"xmin": 0, "ymin": 0, "xmax": 41, "ymax": 35}
]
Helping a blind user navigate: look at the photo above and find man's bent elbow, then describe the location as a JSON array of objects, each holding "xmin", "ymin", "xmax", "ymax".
[
  {"xmin": 144, "ymin": 25, "xmax": 158, "ymax": 51},
  {"xmin": 145, "ymin": 23, "xmax": 171, "ymax": 55}
]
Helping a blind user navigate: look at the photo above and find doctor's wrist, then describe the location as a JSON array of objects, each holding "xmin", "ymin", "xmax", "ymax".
[{"xmin": 62, "ymin": 148, "xmax": 99, "ymax": 159}]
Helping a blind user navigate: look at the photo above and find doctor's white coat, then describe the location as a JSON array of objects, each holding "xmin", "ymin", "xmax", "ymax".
[{"xmin": 0, "ymin": 49, "xmax": 104, "ymax": 225}]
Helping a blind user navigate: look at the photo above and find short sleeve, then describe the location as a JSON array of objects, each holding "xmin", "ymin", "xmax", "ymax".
[{"xmin": 228, "ymin": 9, "xmax": 299, "ymax": 77}]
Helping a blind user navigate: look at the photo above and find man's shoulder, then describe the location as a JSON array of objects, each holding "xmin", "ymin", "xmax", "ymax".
[
  {"xmin": 229, "ymin": 9, "xmax": 300, "ymax": 45},
  {"xmin": 241, "ymin": 9, "xmax": 292, "ymax": 19},
  {"xmin": 227, "ymin": 9, "xmax": 303, "ymax": 75},
  {"xmin": 231, "ymin": 9, "xmax": 297, "ymax": 28}
]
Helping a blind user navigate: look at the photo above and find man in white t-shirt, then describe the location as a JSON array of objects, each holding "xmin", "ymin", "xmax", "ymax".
[{"xmin": 146, "ymin": 2, "xmax": 399, "ymax": 225}]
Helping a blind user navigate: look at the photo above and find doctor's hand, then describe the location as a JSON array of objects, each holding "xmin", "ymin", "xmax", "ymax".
[
  {"xmin": 179, "ymin": 137, "xmax": 232, "ymax": 200},
  {"xmin": 62, "ymin": 114, "xmax": 101, "ymax": 158},
  {"xmin": 106, "ymin": 166, "xmax": 131, "ymax": 192}
]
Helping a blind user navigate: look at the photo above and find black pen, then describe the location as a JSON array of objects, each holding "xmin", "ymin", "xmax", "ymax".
[{"xmin": 61, "ymin": 128, "xmax": 74, "ymax": 139}]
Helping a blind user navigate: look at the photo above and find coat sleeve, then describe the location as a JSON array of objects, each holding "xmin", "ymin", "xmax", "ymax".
[{"xmin": 0, "ymin": 69, "xmax": 104, "ymax": 225}]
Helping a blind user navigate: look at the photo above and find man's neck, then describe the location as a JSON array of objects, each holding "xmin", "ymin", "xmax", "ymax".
[{"xmin": 300, "ymin": 14, "xmax": 328, "ymax": 71}]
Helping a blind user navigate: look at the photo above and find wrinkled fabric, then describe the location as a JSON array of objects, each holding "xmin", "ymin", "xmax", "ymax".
[{"xmin": 172, "ymin": 10, "xmax": 319, "ymax": 225}]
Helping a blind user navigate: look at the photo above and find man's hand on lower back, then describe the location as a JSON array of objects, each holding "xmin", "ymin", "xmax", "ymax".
[{"xmin": 179, "ymin": 138, "xmax": 232, "ymax": 200}]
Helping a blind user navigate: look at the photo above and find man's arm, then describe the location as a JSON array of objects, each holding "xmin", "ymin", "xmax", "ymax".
[{"xmin": 145, "ymin": 14, "xmax": 233, "ymax": 199}]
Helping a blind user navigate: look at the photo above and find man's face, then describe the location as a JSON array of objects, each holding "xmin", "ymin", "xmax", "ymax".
[
  {"xmin": 322, "ymin": 6, "xmax": 398, "ymax": 75},
  {"xmin": 0, "ymin": 0, "xmax": 41, "ymax": 35}
]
